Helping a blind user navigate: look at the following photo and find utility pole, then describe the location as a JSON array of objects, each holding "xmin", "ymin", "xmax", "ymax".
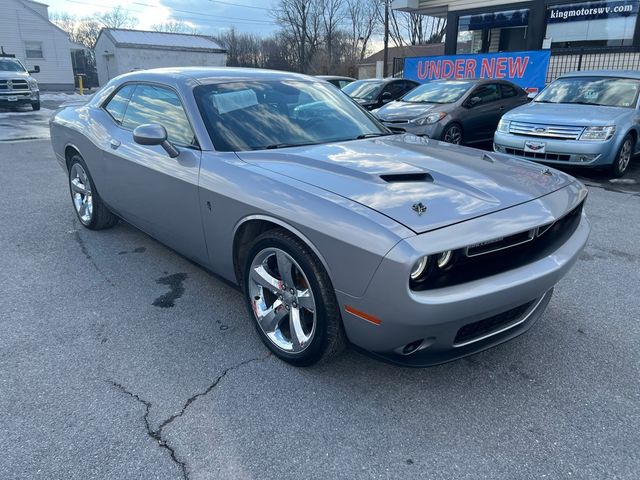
[{"xmin": 383, "ymin": 0, "xmax": 389, "ymax": 78}]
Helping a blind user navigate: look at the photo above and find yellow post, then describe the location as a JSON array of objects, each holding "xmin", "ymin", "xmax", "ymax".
[{"xmin": 78, "ymin": 75, "xmax": 84, "ymax": 95}]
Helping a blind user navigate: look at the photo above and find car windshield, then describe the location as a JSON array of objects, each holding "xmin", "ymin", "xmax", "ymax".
[
  {"xmin": 0, "ymin": 59, "xmax": 26, "ymax": 72},
  {"xmin": 401, "ymin": 80, "xmax": 473, "ymax": 104},
  {"xmin": 342, "ymin": 80, "xmax": 384, "ymax": 100},
  {"xmin": 535, "ymin": 76, "xmax": 640, "ymax": 108},
  {"xmin": 194, "ymin": 80, "xmax": 389, "ymax": 152}
]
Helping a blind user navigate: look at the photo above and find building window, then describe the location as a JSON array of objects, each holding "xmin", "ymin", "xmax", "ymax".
[
  {"xmin": 457, "ymin": 9, "xmax": 530, "ymax": 54},
  {"xmin": 545, "ymin": 0, "xmax": 639, "ymax": 49},
  {"xmin": 25, "ymin": 41, "xmax": 43, "ymax": 59}
]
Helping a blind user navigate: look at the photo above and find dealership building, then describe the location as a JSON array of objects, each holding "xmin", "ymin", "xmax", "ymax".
[{"xmin": 393, "ymin": 0, "xmax": 640, "ymax": 80}]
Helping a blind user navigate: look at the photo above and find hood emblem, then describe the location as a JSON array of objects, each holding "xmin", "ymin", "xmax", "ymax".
[
  {"xmin": 542, "ymin": 168, "xmax": 553, "ymax": 176},
  {"xmin": 6, "ymin": 80, "xmax": 13, "ymax": 90},
  {"xmin": 412, "ymin": 202, "xmax": 427, "ymax": 216},
  {"xmin": 534, "ymin": 127, "xmax": 546, "ymax": 133}
]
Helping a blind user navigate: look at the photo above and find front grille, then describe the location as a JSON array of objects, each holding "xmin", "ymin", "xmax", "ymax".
[
  {"xmin": 454, "ymin": 300, "xmax": 535, "ymax": 345},
  {"xmin": 0, "ymin": 79, "xmax": 29, "ymax": 91},
  {"xmin": 412, "ymin": 200, "xmax": 585, "ymax": 291},
  {"xmin": 509, "ymin": 121, "xmax": 584, "ymax": 140},
  {"xmin": 505, "ymin": 147, "xmax": 572, "ymax": 162},
  {"xmin": 382, "ymin": 119, "xmax": 410, "ymax": 124}
]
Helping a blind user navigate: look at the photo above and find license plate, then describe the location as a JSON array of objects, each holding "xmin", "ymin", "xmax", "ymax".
[
  {"xmin": 524, "ymin": 141, "xmax": 546, "ymax": 153},
  {"xmin": 7, "ymin": 96, "xmax": 18, "ymax": 102}
]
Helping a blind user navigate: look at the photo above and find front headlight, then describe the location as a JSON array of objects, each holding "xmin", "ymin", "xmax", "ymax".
[
  {"xmin": 497, "ymin": 118, "xmax": 510, "ymax": 133},
  {"xmin": 412, "ymin": 111, "xmax": 446, "ymax": 126},
  {"xmin": 28, "ymin": 78, "xmax": 38, "ymax": 91},
  {"xmin": 579, "ymin": 125, "xmax": 615, "ymax": 141}
]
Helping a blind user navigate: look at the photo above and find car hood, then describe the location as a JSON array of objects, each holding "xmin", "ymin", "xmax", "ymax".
[
  {"xmin": 236, "ymin": 135, "xmax": 575, "ymax": 234},
  {"xmin": 504, "ymin": 101, "xmax": 630, "ymax": 125},
  {"xmin": 375, "ymin": 101, "xmax": 450, "ymax": 121},
  {"xmin": 0, "ymin": 71, "xmax": 30, "ymax": 80}
]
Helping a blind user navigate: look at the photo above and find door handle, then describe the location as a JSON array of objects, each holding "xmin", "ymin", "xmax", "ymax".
[
  {"xmin": 110, "ymin": 139, "xmax": 121, "ymax": 149},
  {"xmin": 499, "ymin": 105, "xmax": 505, "ymax": 110}
]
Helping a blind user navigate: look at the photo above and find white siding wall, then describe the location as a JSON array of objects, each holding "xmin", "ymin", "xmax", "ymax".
[
  {"xmin": 0, "ymin": 0, "xmax": 74, "ymax": 89},
  {"xmin": 95, "ymin": 43, "xmax": 226, "ymax": 85},
  {"xmin": 95, "ymin": 34, "xmax": 118, "ymax": 88}
]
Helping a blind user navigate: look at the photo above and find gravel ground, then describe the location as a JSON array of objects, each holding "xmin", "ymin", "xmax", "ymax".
[{"xmin": 0, "ymin": 137, "xmax": 638, "ymax": 480}]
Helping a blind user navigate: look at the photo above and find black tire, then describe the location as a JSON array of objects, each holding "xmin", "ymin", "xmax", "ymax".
[
  {"xmin": 441, "ymin": 123, "xmax": 463, "ymax": 145},
  {"xmin": 243, "ymin": 228, "xmax": 346, "ymax": 366},
  {"xmin": 68, "ymin": 154, "xmax": 118, "ymax": 230},
  {"xmin": 610, "ymin": 134, "xmax": 634, "ymax": 178},
  {"xmin": 31, "ymin": 101, "xmax": 40, "ymax": 111}
]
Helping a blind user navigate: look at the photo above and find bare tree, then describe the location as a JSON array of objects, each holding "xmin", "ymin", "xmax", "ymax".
[
  {"xmin": 94, "ymin": 6, "xmax": 138, "ymax": 29},
  {"xmin": 344, "ymin": 0, "xmax": 377, "ymax": 62},
  {"xmin": 50, "ymin": 11, "xmax": 102, "ymax": 49},
  {"xmin": 320, "ymin": 0, "xmax": 344, "ymax": 72},
  {"xmin": 151, "ymin": 21, "xmax": 199, "ymax": 34},
  {"xmin": 272, "ymin": 0, "xmax": 323, "ymax": 72}
]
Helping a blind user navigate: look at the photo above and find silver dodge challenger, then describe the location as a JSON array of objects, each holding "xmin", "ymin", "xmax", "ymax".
[{"xmin": 50, "ymin": 68, "xmax": 590, "ymax": 367}]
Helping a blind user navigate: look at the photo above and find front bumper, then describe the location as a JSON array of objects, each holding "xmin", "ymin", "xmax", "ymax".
[
  {"xmin": 337, "ymin": 182, "xmax": 590, "ymax": 366},
  {"xmin": 493, "ymin": 131, "xmax": 617, "ymax": 167},
  {"xmin": 0, "ymin": 90, "xmax": 39, "ymax": 105},
  {"xmin": 380, "ymin": 120, "xmax": 444, "ymax": 139}
]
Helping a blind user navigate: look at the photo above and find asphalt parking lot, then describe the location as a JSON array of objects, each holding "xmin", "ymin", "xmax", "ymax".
[{"xmin": 1, "ymin": 104, "xmax": 639, "ymax": 480}]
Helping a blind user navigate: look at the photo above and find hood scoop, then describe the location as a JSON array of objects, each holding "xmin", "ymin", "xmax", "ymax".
[{"xmin": 380, "ymin": 172, "xmax": 433, "ymax": 183}]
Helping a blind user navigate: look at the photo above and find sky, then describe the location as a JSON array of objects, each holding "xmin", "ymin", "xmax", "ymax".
[{"xmin": 43, "ymin": 0, "xmax": 281, "ymax": 36}]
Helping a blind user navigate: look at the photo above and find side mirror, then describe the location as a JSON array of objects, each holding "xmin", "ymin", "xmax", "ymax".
[
  {"xmin": 28, "ymin": 65, "xmax": 40, "ymax": 74},
  {"xmin": 467, "ymin": 96, "xmax": 481, "ymax": 107},
  {"xmin": 381, "ymin": 91, "xmax": 393, "ymax": 103},
  {"xmin": 133, "ymin": 123, "xmax": 179, "ymax": 158}
]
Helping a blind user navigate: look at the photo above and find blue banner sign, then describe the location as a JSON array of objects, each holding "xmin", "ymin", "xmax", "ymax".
[{"xmin": 404, "ymin": 50, "xmax": 551, "ymax": 94}]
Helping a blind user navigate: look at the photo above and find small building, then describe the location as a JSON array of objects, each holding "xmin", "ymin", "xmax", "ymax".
[
  {"xmin": 357, "ymin": 44, "xmax": 445, "ymax": 79},
  {"xmin": 95, "ymin": 29, "xmax": 228, "ymax": 86},
  {"xmin": 0, "ymin": 0, "xmax": 76, "ymax": 90},
  {"xmin": 393, "ymin": 0, "xmax": 640, "ymax": 81}
]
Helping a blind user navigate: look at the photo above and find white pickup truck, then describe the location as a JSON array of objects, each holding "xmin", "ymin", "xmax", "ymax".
[{"xmin": 0, "ymin": 57, "xmax": 40, "ymax": 110}]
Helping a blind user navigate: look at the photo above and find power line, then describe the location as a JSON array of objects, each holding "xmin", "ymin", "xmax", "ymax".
[
  {"xmin": 61, "ymin": 0, "xmax": 275, "ymax": 25},
  {"xmin": 205, "ymin": 0, "xmax": 273, "ymax": 12}
]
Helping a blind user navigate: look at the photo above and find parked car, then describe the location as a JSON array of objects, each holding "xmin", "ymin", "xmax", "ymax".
[
  {"xmin": 342, "ymin": 77, "xmax": 419, "ymax": 110},
  {"xmin": 0, "ymin": 57, "xmax": 40, "ymax": 110},
  {"xmin": 494, "ymin": 70, "xmax": 640, "ymax": 177},
  {"xmin": 373, "ymin": 79, "xmax": 529, "ymax": 145},
  {"xmin": 50, "ymin": 67, "xmax": 589, "ymax": 367},
  {"xmin": 316, "ymin": 75, "xmax": 355, "ymax": 89}
]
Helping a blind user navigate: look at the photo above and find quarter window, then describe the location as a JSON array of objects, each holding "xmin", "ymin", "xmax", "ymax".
[
  {"xmin": 121, "ymin": 84, "xmax": 197, "ymax": 147},
  {"xmin": 104, "ymin": 84, "xmax": 136, "ymax": 124},
  {"xmin": 25, "ymin": 41, "xmax": 43, "ymax": 59},
  {"xmin": 501, "ymin": 83, "xmax": 519, "ymax": 98},
  {"xmin": 471, "ymin": 84, "xmax": 501, "ymax": 105}
]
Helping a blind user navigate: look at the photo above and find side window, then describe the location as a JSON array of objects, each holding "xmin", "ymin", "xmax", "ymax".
[
  {"xmin": 383, "ymin": 81, "xmax": 404, "ymax": 98},
  {"xmin": 402, "ymin": 81, "xmax": 418, "ymax": 94},
  {"xmin": 471, "ymin": 84, "xmax": 501, "ymax": 105},
  {"xmin": 104, "ymin": 84, "xmax": 136, "ymax": 124},
  {"xmin": 122, "ymin": 84, "xmax": 197, "ymax": 147},
  {"xmin": 338, "ymin": 80, "xmax": 351, "ymax": 89},
  {"xmin": 501, "ymin": 83, "xmax": 519, "ymax": 99}
]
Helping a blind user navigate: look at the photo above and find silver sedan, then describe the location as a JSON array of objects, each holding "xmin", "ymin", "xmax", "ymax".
[{"xmin": 50, "ymin": 67, "xmax": 590, "ymax": 367}]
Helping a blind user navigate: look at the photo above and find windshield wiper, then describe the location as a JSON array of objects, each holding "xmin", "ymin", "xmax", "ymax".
[
  {"xmin": 262, "ymin": 142, "xmax": 318, "ymax": 150},
  {"xmin": 355, "ymin": 133, "xmax": 393, "ymax": 139}
]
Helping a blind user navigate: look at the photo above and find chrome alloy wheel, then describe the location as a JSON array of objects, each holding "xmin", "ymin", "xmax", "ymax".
[
  {"xmin": 248, "ymin": 248, "xmax": 316, "ymax": 353},
  {"xmin": 619, "ymin": 138, "xmax": 632, "ymax": 173},
  {"xmin": 443, "ymin": 125, "xmax": 462, "ymax": 144},
  {"xmin": 70, "ymin": 163, "xmax": 93, "ymax": 224}
]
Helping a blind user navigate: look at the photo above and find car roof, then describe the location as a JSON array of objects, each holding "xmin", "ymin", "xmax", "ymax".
[
  {"xmin": 559, "ymin": 70, "xmax": 640, "ymax": 80},
  {"xmin": 114, "ymin": 67, "xmax": 318, "ymax": 87},
  {"xmin": 316, "ymin": 75, "xmax": 355, "ymax": 81}
]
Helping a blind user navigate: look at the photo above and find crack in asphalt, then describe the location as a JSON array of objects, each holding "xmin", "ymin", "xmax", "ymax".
[
  {"xmin": 72, "ymin": 219, "xmax": 115, "ymax": 287},
  {"xmin": 108, "ymin": 354, "xmax": 271, "ymax": 480}
]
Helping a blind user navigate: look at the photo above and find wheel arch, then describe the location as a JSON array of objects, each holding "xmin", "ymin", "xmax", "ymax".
[
  {"xmin": 64, "ymin": 143, "xmax": 82, "ymax": 172},
  {"xmin": 232, "ymin": 215, "xmax": 333, "ymax": 287}
]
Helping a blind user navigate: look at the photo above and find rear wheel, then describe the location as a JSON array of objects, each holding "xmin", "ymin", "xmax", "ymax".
[
  {"xmin": 442, "ymin": 123, "xmax": 463, "ymax": 145},
  {"xmin": 68, "ymin": 154, "xmax": 118, "ymax": 230},
  {"xmin": 610, "ymin": 134, "xmax": 634, "ymax": 178},
  {"xmin": 243, "ymin": 229, "xmax": 345, "ymax": 366}
]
